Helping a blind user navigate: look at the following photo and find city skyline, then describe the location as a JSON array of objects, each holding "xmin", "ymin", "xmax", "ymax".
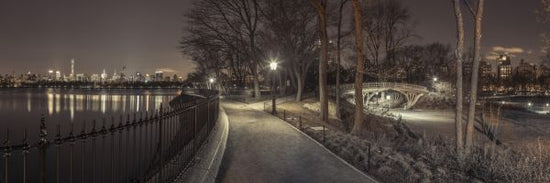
[{"xmin": 0, "ymin": 0, "xmax": 549, "ymax": 76}]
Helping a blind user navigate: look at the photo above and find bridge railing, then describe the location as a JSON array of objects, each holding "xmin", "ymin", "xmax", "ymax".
[
  {"xmin": 329, "ymin": 82, "xmax": 428, "ymax": 95},
  {"xmin": 0, "ymin": 90, "xmax": 220, "ymax": 183}
]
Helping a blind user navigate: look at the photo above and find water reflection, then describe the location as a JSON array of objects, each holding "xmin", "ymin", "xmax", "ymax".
[
  {"xmin": 490, "ymin": 96, "xmax": 550, "ymax": 115},
  {"xmin": 0, "ymin": 89, "xmax": 180, "ymax": 139},
  {"xmin": 41, "ymin": 92, "xmax": 177, "ymax": 120}
]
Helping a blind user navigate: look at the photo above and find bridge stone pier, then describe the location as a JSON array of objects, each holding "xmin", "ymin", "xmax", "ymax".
[{"xmin": 331, "ymin": 82, "xmax": 429, "ymax": 110}]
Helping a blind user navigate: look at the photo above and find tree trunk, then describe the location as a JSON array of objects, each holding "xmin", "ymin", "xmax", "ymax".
[
  {"xmin": 351, "ymin": 0, "xmax": 365, "ymax": 135},
  {"xmin": 253, "ymin": 67, "xmax": 261, "ymax": 98},
  {"xmin": 311, "ymin": 0, "xmax": 329, "ymax": 122},
  {"xmin": 465, "ymin": 0, "xmax": 485, "ymax": 154},
  {"xmin": 336, "ymin": 0, "xmax": 348, "ymax": 119},
  {"xmin": 296, "ymin": 72, "xmax": 305, "ymax": 101},
  {"xmin": 452, "ymin": 0, "xmax": 465, "ymax": 156}
]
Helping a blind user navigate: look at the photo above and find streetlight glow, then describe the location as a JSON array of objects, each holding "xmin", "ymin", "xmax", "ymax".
[
  {"xmin": 209, "ymin": 77, "xmax": 215, "ymax": 83},
  {"xmin": 270, "ymin": 61, "xmax": 278, "ymax": 71},
  {"xmin": 433, "ymin": 77, "xmax": 438, "ymax": 82}
]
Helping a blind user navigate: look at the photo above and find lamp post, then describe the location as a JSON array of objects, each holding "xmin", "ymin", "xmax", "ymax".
[
  {"xmin": 270, "ymin": 61, "xmax": 278, "ymax": 114},
  {"xmin": 208, "ymin": 77, "xmax": 215, "ymax": 90}
]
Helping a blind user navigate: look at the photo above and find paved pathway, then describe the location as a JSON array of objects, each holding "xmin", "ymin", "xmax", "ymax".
[{"xmin": 216, "ymin": 100, "xmax": 377, "ymax": 183}]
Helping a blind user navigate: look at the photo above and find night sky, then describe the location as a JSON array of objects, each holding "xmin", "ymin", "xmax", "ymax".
[
  {"xmin": 0, "ymin": 0, "xmax": 194, "ymax": 76},
  {"xmin": 0, "ymin": 0, "xmax": 548, "ymax": 77}
]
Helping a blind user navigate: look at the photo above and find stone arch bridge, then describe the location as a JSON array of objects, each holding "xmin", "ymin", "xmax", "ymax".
[{"xmin": 331, "ymin": 82, "xmax": 429, "ymax": 109}]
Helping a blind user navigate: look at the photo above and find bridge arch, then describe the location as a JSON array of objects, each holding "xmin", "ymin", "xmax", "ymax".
[{"xmin": 332, "ymin": 82, "xmax": 428, "ymax": 110}]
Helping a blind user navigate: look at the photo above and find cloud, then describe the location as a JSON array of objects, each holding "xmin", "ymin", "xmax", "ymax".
[
  {"xmin": 485, "ymin": 46, "xmax": 525, "ymax": 60},
  {"xmin": 156, "ymin": 68, "xmax": 179, "ymax": 73},
  {"xmin": 485, "ymin": 55, "xmax": 499, "ymax": 60},
  {"xmin": 491, "ymin": 46, "xmax": 525, "ymax": 54}
]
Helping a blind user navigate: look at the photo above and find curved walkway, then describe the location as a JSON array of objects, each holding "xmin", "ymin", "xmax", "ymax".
[{"xmin": 216, "ymin": 100, "xmax": 377, "ymax": 183}]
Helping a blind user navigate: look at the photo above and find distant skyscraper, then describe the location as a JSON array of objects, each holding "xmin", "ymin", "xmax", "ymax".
[
  {"xmin": 155, "ymin": 71, "xmax": 164, "ymax": 81},
  {"xmin": 516, "ymin": 59, "xmax": 536, "ymax": 78},
  {"xmin": 101, "ymin": 69, "xmax": 108, "ymax": 81},
  {"xmin": 71, "ymin": 58, "xmax": 75, "ymax": 80},
  {"xmin": 497, "ymin": 54, "xmax": 512, "ymax": 80}
]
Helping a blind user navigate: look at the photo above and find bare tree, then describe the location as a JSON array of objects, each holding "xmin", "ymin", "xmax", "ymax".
[
  {"xmin": 311, "ymin": 0, "xmax": 330, "ymax": 122},
  {"xmin": 261, "ymin": 0, "xmax": 318, "ymax": 101},
  {"xmin": 452, "ymin": 0, "xmax": 465, "ymax": 155},
  {"xmin": 464, "ymin": 0, "xmax": 485, "ymax": 154},
  {"xmin": 538, "ymin": 0, "xmax": 550, "ymax": 54},
  {"xmin": 183, "ymin": 0, "xmax": 262, "ymax": 97},
  {"xmin": 361, "ymin": 0, "xmax": 414, "ymax": 81},
  {"xmin": 351, "ymin": 0, "xmax": 365, "ymax": 135},
  {"xmin": 335, "ymin": 0, "xmax": 351, "ymax": 119}
]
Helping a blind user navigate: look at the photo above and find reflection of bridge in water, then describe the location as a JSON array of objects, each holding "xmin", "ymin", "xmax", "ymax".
[{"xmin": 333, "ymin": 82, "xmax": 429, "ymax": 109}]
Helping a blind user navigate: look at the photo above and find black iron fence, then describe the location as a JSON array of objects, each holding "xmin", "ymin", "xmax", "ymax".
[
  {"xmin": 262, "ymin": 105, "xmax": 373, "ymax": 172},
  {"xmin": 0, "ymin": 90, "xmax": 220, "ymax": 183}
]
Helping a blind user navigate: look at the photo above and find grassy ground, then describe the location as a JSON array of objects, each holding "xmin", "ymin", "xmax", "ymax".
[{"xmin": 266, "ymin": 97, "xmax": 550, "ymax": 183}]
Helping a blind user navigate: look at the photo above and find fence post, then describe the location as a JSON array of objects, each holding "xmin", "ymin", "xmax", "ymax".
[
  {"xmin": 55, "ymin": 125, "xmax": 61, "ymax": 183},
  {"xmin": 22, "ymin": 129, "xmax": 29, "ymax": 183},
  {"xmin": 109, "ymin": 117, "xmax": 116, "ymax": 183},
  {"xmin": 193, "ymin": 101, "xmax": 198, "ymax": 154},
  {"xmin": 80, "ymin": 121, "xmax": 87, "ymax": 183},
  {"xmin": 207, "ymin": 99, "xmax": 210, "ymax": 132},
  {"xmin": 299, "ymin": 115, "xmax": 302, "ymax": 130},
  {"xmin": 69, "ymin": 123, "xmax": 75, "ymax": 183},
  {"xmin": 322, "ymin": 125, "xmax": 326, "ymax": 144},
  {"xmin": 3, "ymin": 129, "xmax": 11, "ymax": 183},
  {"xmin": 157, "ymin": 105, "xmax": 164, "ymax": 183},
  {"xmin": 39, "ymin": 114, "xmax": 48, "ymax": 183},
  {"xmin": 367, "ymin": 143, "xmax": 372, "ymax": 172},
  {"xmin": 91, "ymin": 120, "xmax": 97, "ymax": 183}
]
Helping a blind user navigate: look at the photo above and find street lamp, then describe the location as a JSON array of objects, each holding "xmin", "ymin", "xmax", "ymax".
[
  {"xmin": 270, "ymin": 62, "xmax": 278, "ymax": 71},
  {"xmin": 433, "ymin": 77, "xmax": 438, "ymax": 82},
  {"xmin": 208, "ymin": 77, "xmax": 215, "ymax": 89},
  {"xmin": 270, "ymin": 61, "xmax": 278, "ymax": 114}
]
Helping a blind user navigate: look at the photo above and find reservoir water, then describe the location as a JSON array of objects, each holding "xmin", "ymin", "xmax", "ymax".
[
  {"xmin": 0, "ymin": 88, "xmax": 180, "ymax": 141},
  {"xmin": 0, "ymin": 88, "xmax": 182, "ymax": 182}
]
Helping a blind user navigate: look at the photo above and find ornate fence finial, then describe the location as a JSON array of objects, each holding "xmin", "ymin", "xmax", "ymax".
[
  {"xmin": 39, "ymin": 114, "xmax": 48, "ymax": 145},
  {"xmin": 144, "ymin": 111, "xmax": 149, "ymax": 123},
  {"xmin": 126, "ymin": 114, "xmax": 131, "ymax": 126},
  {"xmin": 69, "ymin": 123, "xmax": 75, "ymax": 144},
  {"xmin": 22, "ymin": 128, "xmax": 29, "ymax": 154},
  {"xmin": 110, "ymin": 116, "xmax": 116, "ymax": 133},
  {"xmin": 3, "ymin": 128, "xmax": 11, "ymax": 159},
  {"xmin": 101, "ymin": 118, "xmax": 107, "ymax": 134},
  {"xmin": 55, "ymin": 124, "xmax": 61, "ymax": 145},
  {"xmin": 91, "ymin": 120, "xmax": 97, "ymax": 136},
  {"xmin": 118, "ymin": 114, "xmax": 124, "ymax": 130},
  {"xmin": 80, "ymin": 120, "xmax": 87, "ymax": 139}
]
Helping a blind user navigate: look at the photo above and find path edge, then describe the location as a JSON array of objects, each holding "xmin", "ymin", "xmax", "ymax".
[{"xmin": 177, "ymin": 106, "xmax": 229, "ymax": 183}]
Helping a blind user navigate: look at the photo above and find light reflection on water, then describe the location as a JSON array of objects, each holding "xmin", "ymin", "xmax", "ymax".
[
  {"xmin": 0, "ymin": 88, "xmax": 181, "ymax": 142},
  {"xmin": 490, "ymin": 96, "xmax": 550, "ymax": 114}
]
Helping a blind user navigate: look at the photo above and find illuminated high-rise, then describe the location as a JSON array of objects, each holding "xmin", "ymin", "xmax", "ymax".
[
  {"xmin": 497, "ymin": 54, "xmax": 512, "ymax": 81},
  {"xmin": 70, "ymin": 58, "xmax": 75, "ymax": 80}
]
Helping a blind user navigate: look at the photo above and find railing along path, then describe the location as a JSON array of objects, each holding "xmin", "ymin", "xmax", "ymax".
[{"xmin": 0, "ymin": 89, "xmax": 220, "ymax": 183}]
